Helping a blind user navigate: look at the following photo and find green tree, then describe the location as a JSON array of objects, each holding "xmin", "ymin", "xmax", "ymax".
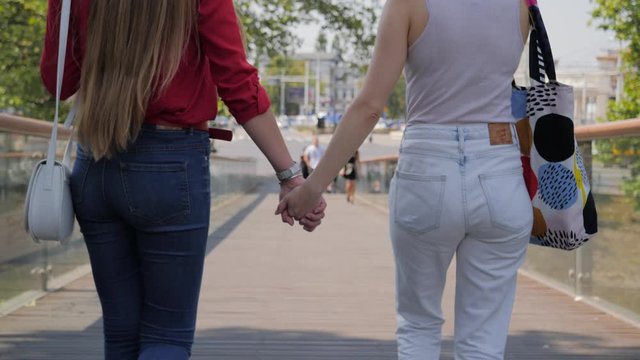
[
  {"xmin": 235, "ymin": 0, "xmax": 377, "ymax": 63},
  {"xmin": 315, "ymin": 32, "xmax": 328, "ymax": 53},
  {"xmin": 331, "ymin": 35, "xmax": 344, "ymax": 57},
  {"xmin": 0, "ymin": 0, "xmax": 55, "ymax": 119},
  {"xmin": 1, "ymin": 0, "xmax": 377, "ymax": 120},
  {"xmin": 386, "ymin": 75, "xmax": 406, "ymax": 120},
  {"xmin": 592, "ymin": 0, "xmax": 640, "ymax": 209}
]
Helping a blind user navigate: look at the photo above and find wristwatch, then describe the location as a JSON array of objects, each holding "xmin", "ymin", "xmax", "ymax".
[{"xmin": 276, "ymin": 161, "xmax": 302, "ymax": 183}]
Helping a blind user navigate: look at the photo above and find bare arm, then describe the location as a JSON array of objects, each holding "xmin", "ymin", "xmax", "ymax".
[
  {"xmin": 243, "ymin": 111, "xmax": 327, "ymax": 232},
  {"xmin": 276, "ymin": 0, "xmax": 413, "ymax": 218},
  {"xmin": 242, "ymin": 111, "xmax": 294, "ymax": 173},
  {"xmin": 304, "ymin": 0, "xmax": 411, "ymax": 196}
]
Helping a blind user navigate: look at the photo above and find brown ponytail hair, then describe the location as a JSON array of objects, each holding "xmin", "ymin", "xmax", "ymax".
[{"xmin": 76, "ymin": 0, "xmax": 197, "ymax": 160}]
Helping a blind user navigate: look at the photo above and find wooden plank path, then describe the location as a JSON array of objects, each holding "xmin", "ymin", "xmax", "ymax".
[{"xmin": 0, "ymin": 185, "xmax": 639, "ymax": 359}]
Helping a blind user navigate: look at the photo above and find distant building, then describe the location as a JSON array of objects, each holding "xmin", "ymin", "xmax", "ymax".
[
  {"xmin": 279, "ymin": 51, "xmax": 364, "ymax": 118},
  {"xmin": 330, "ymin": 61, "xmax": 361, "ymax": 116}
]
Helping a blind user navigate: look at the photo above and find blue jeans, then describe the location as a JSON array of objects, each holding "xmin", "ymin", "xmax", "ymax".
[{"xmin": 70, "ymin": 126, "xmax": 211, "ymax": 359}]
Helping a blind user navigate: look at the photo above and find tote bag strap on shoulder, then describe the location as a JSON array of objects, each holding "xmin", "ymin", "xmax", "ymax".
[{"xmin": 527, "ymin": 1, "xmax": 557, "ymax": 84}]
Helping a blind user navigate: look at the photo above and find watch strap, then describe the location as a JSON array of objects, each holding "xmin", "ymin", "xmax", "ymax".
[{"xmin": 276, "ymin": 162, "xmax": 302, "ymax": 182}]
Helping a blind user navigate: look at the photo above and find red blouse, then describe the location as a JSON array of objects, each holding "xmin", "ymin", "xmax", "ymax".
[{"xmin": 40, "ymin": 0, "xmax": 271, "ymax": 126}]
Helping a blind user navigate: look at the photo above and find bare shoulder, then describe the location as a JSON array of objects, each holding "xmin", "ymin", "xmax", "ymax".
[
  {"xmin": 381, "ymin": 0, "xmax": 414, "ymax": 16},
  {"xmin": 378, "ymin": 0, "xmax": 414, "ymax": 36},
  {"xmin": 407, "ymin": 0, "xmax": 428, "ymax": 18},
  {"xmin": 392, "ymin": 0, "xmax": 428, "ymax": 16}
]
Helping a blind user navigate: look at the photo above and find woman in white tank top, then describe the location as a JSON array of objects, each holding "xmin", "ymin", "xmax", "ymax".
[{"xmin": 278, "ymin": 1, "xmax": 532, "ymax": 359}]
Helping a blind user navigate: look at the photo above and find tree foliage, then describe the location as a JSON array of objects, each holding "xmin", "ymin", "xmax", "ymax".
[
  {"xmin": 315, "ymin": 32, "xmax": 328, "ymax": 53},
  {"xmin": 592, "ymin": 0, "xmax": 640, "ymax": 68},
  {"xmin": 0, "ymin": 0, "xmax": 377, "ymax": 120},
  {"xmin": 592, "ymin": 0, "xmax": 640, "ymax": 209},
  {"xmin": 0, "ymin": 0, "xmax": 54, "ymax": 119},
  {"xmin": 592, "ymin": 0, "xmax": 639, "ymax": 121},
  {"xmin": 235, "ymin": 0, "xmax": 377, "ymax": 63},
  {"xmin": 386, "ymin": 76, "xmax": 406, "ymax": 120}
]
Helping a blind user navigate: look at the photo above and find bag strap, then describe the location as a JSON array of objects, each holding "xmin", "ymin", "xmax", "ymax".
[
  {"xmin": 528, "ymin": 2, "xmax": 557, "ymax": 83},
  {"xmin": 62, "ymin": 103, "xmax": 78, "ymax": 167},
  {"xmin": 45, "ymin": 0, "xmax": 73, "ymax": 171}
]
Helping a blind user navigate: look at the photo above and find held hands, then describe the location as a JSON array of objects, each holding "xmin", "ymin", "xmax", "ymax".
[{"xmin": 277, "ymin": 176, "xmax": 326, "ymax": 232}]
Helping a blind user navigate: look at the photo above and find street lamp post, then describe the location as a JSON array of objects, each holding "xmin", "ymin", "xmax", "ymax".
[
  {"xmin": 304, "ymin": 61, "xmax": 310, "ymax": 115},
  {"xmin": 280, "ymin": 70, "xmax": 286, "ymax": 116},
  {"xmin": 315, "ymin": 55, "xmax": 321, "ymax": 115}
]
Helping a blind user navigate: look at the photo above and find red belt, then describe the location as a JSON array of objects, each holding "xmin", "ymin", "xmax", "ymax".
[{"xmin": 152, "ymin": 120, "xmax": 233, "ymax": 141}]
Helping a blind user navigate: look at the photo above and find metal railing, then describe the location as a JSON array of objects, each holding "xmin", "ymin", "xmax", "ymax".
[
  {"xmin": 0, "ymin": 113, "xmax": 257, "ymax": 315},
  {"xmin": 358, "ymin": 118, "xmax": 640, "ymax": 326}
]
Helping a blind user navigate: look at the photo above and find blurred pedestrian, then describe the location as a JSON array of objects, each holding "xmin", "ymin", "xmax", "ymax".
[
  {"xmin": 302, "ymin": 136, "xmax": 325, "ymax": 174},
  {"xmin": 303, "ymin": 135, "xmax": 334, "ymax": 192},
  {"xmin": 342, "ymin": 150, "xmax": 360, "ymax": 203},
  {"xmin": 300, "ymin": 145, "xmax": 310, "ymax": 178}
]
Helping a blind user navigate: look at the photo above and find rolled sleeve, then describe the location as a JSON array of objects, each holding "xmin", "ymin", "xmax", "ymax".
[
  {"xmin": 229, "ymin": 81, "xmax": 271, "ymax": 124},
  {"xmin": 199, "ymin": 0, "xmax": 271, "ymax": 125}
]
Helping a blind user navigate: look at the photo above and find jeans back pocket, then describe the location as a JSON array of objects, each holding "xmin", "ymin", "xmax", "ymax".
[
  {"xmin": 479, "ymin": 169, "xmax": 532, "ymax": 233},
  {"xmin": 120, "ymin": 161, "xmax": 191, "ymax": 223},
  {"xmin": 392, "ymin": 171, "xmax": 446, "ymax": 235},
  {"xmin": 70, "ymin": 157, "xmax": 92, "ymax": 205}
]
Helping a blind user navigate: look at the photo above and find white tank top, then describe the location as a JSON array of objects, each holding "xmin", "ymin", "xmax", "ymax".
[{"xmin": 404, "ymin": 0, "xmax": 525, "ymax": 125}]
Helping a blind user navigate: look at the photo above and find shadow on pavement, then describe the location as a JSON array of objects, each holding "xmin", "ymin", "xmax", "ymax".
[
  {"xmin": 206, "ymin": 186, "xmax": 269, "ymax": 255},
  {"xmin": 1, "ymin": 324, "xmax": 640, "ymax": 359}
]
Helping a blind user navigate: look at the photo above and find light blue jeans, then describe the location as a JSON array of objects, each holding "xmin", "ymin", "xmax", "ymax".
[{"xmin": 389, "ymin": 123, "xmax": 533, "ymax": 360}]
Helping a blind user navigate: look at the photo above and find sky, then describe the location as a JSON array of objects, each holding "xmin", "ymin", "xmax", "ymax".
[{"xmin": 298, "ymin": 0, "xmax": 619, "ymax": 70}]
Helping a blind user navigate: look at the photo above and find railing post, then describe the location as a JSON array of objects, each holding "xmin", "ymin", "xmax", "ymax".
[
  {"xmin": 41, "ymin": 244, "xmax": 50, "ymax": 292},
  {"xmin": 0, "ymin": 133, "xmax": 7, "ymax": 201},
  {"xmin": 0, "ymin": 158, "xmax": 6, "ymax": 201},
  {"xmin": 385, "ymin": 161, "xmax": 397, "ymax": 193},
  {"xmin": 576, "ymin": 140, "xmax": 594, "ymax": 300}
]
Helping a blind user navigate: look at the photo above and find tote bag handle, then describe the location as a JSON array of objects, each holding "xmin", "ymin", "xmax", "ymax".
[{"xmin": 527, "ymin": 1, "xmax": 557, "ymax": 83}]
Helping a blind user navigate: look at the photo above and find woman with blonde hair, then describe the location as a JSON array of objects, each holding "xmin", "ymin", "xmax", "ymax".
[
  {"xmin": 41, "ymin": 0, "xmax": 324, "ymax": 358},
  {"xmin": 278, "ymin": 0, "xmax": 531, "ymax": 359}
]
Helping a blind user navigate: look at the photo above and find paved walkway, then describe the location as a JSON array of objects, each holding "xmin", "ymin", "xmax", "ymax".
[{"xmin": 1, "ymin": 184, "xmax": 639, "ymax": 359}]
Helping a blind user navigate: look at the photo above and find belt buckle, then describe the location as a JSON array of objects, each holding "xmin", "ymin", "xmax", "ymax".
[{"xmin": 488, "ymin": 123, "xmax": 513, "ymax": 145}]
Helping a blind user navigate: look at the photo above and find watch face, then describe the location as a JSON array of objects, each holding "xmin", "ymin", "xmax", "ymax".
[
  {"xmin": 277, "ymin": 162, "xmax": 299, "ymax": 181},
  {"xmin": 278, "ymin": 170, "xmax": 291, "ymax": 180}
]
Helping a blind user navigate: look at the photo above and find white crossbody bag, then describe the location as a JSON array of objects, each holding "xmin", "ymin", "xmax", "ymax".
[{"xmin": 24, "ymin": 0, "xmax": 77, "ymax": 244}]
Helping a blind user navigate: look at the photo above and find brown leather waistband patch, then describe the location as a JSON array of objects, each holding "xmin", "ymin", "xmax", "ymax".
[{"xmin": 488, "ymin": 123, "xmax": 514, "ymax": 145}]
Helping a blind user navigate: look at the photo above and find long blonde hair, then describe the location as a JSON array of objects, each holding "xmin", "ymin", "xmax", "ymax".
[{"xmin": 77, "ymin": 0, "xmax": 197, "ymax": 160}]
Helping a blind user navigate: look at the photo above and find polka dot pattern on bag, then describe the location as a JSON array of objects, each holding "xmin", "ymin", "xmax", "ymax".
[{"xmin": 538, "ymin": 163, "xmax": 578, "ymax": 210}]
